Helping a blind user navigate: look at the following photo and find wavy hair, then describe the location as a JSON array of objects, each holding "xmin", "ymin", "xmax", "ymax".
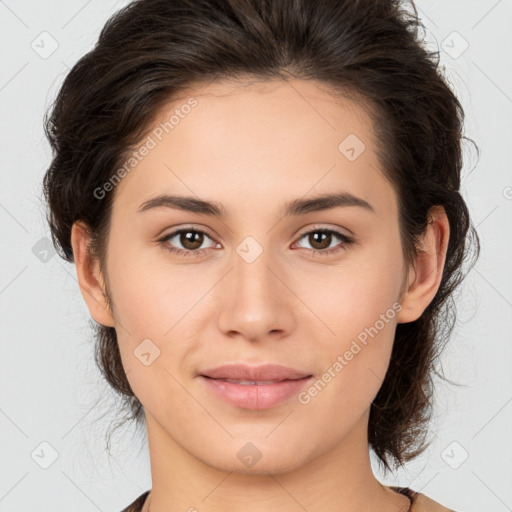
[{"xmin": 42, "ymin": 0, "xmax": 480, "ymax": 472}]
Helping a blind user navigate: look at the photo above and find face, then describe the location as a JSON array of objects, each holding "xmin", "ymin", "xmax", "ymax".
[{"xmin": 92, "ymin": 78, "xmax": 410, "ymax": 474}]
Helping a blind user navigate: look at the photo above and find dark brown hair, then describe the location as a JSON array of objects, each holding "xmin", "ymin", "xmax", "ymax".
[{"xmin": 42, "ymin": 0, "xmax": 480, "ymax": 472}]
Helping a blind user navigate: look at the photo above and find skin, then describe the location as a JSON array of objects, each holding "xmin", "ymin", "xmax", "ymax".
[{"xmin": 71, "ymin": 77, "xmax": 450, "ymax": 512}]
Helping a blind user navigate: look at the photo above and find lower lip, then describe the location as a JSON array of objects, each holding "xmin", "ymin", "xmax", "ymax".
[{"xmin": 200, "ymin": 376, "xmax": 313, "ymax": 410}]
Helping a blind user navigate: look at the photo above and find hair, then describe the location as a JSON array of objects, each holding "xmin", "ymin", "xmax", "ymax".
[{"xmin": 42, "ymin": 0, "xmax": 480, "ymax": 473}]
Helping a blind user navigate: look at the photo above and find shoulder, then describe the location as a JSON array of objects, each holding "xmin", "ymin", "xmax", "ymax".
[
  {"xmin": 388, "ymin": 486, "xmax": 458, "ymax": 512},
  {"xmin": 119, "ymin": 490, "xmax": 150, "ymax": 512}
]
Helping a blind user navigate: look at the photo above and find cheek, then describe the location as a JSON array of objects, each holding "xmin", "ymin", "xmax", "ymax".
[
  {"xmin": 298, "ymin": 307, "xmax": 399, "ymax": 433},
  {"xmin": 295, "ymin": 236, "xmax": 404, "ymax": 343},
  {"xmin": 104, "ymin": 243, "xmax": 214, "ymax": 400},
  {"xmin": 295, "ymin": 240, "xmax": 404, "ymax": 405},
  {"xmin": 106, "ymin": 239, "xmax": 205, "ymax": 337}
]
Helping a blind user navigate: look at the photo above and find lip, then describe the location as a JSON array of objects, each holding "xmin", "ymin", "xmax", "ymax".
[
  {"xmin": 199, "ymin": 364, "xmax": 313, "ymax": 410},
  {"xmin": 200, "ymin": 363, "xmax": 311, "ymax": 381}
]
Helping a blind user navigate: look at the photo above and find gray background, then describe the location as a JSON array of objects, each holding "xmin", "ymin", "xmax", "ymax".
[{"xmin": 1, "ymin": 0, "xmax": 511, "ymax": 511}]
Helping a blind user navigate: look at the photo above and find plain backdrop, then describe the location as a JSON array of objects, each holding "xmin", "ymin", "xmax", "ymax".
[{"xmin": 1, "ymin": 0, "xmax": 511, "ymax": 511}]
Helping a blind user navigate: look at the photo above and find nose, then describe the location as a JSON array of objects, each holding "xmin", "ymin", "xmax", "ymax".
[{"xmin": 217, "ymin": 244, "xmax": 295, "ymax": 342}]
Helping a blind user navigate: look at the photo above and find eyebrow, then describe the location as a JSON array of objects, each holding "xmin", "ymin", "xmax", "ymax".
[{"xmin": 137, "ymin": 191, "xmax": 375, "ymax": 217}]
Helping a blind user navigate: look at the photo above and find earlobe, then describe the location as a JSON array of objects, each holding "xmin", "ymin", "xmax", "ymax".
[
  {"xmin": 396, "ymin": 206, "xmax": 450, "ymax": 324},
  {"xmin": 70, "ymin": 221, "xmax": 116, "ymax": 327}
]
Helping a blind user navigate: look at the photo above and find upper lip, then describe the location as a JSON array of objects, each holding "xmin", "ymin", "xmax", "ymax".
[{"xmin": 200, "ymin": 364, "xmax": 312, "ymax": 381}]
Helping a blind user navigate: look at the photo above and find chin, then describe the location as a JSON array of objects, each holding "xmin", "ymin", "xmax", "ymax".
[{"xmin": 195, "ymin": 437, "xmax": 312, "ymax": 476}]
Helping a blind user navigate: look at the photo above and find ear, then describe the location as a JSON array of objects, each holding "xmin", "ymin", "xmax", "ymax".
[
  {"xmin": 397, "ymin": 205, "xmax": 450, "ymax": 324},
  {"xmin": 70, "ymin": 221, "xmax": 116, "ymax": 327}
]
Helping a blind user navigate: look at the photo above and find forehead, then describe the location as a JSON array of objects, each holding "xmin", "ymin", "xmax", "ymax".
[{"xmin": 110, "ymin": 77, "xmax": 395, "ymax": 218}]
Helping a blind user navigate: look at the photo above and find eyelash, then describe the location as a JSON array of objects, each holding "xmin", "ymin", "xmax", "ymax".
[{"xmin": 158, "ymin": 226, "xmax": 354, "ymax": 258}]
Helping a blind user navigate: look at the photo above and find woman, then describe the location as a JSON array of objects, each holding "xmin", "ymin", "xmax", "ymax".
[{"xmin": 42, "ymin": 0, "xmax": 479, "ymax": 510}]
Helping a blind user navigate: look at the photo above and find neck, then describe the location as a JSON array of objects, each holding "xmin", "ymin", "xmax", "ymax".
[{"xmin": 141, "ymin": 409, "xmax": 410, "ymax": 512}]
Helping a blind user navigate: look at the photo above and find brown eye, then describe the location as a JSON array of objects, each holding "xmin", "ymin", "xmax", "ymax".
[
  {"xmin": 159, "ymin": 228, "xmax": 218, "ymax": 257},
  {"xmin": 308, "ymin": 231, "xmax": 333, "ymax": 250},
  {"xmin": 294, "ymin": 228, "xmax": 354, "ymax": 255},
  {"xmin": 178, "ymin": 230, "xmax": 205, "ymax": 250}
]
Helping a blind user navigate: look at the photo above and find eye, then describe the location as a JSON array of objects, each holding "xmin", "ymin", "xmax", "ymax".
[
  {"xmin": 158, "ymin": 227, "xmax": 219, "ymax": 257},
  {"xmin": 293, "ymin": 227, "xmax": 354, "ymax": 255},
  {"xmin": 158, "ymin": 226, "xmax": 354, "ymax": 258}
]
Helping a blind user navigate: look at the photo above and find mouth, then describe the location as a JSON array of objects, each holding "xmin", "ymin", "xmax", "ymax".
[
  {"xmin": 199, "ymin": 375, "xmax": 313, "ymax": 410},
  {"xmin": 201, "ymin": 376, "xmax": 310, "ymax": 385},
  {"xmin": 199, "ymin": 363, "xmax": 312, "ymax": 382}
]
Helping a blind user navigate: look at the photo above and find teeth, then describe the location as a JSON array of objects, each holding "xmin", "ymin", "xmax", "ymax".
[{"xmin": 223, "ymin": 379, "xmax": 279, "ymax": 385}]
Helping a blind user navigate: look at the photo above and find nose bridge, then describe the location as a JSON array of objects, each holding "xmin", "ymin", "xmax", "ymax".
[
  {"xmin": 232, "ymin": 236, "xmax": 279, "ymax": 304},
  {"xmin": 217, "ymin": 236, "xmax": 292, "ymax": 339}
]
